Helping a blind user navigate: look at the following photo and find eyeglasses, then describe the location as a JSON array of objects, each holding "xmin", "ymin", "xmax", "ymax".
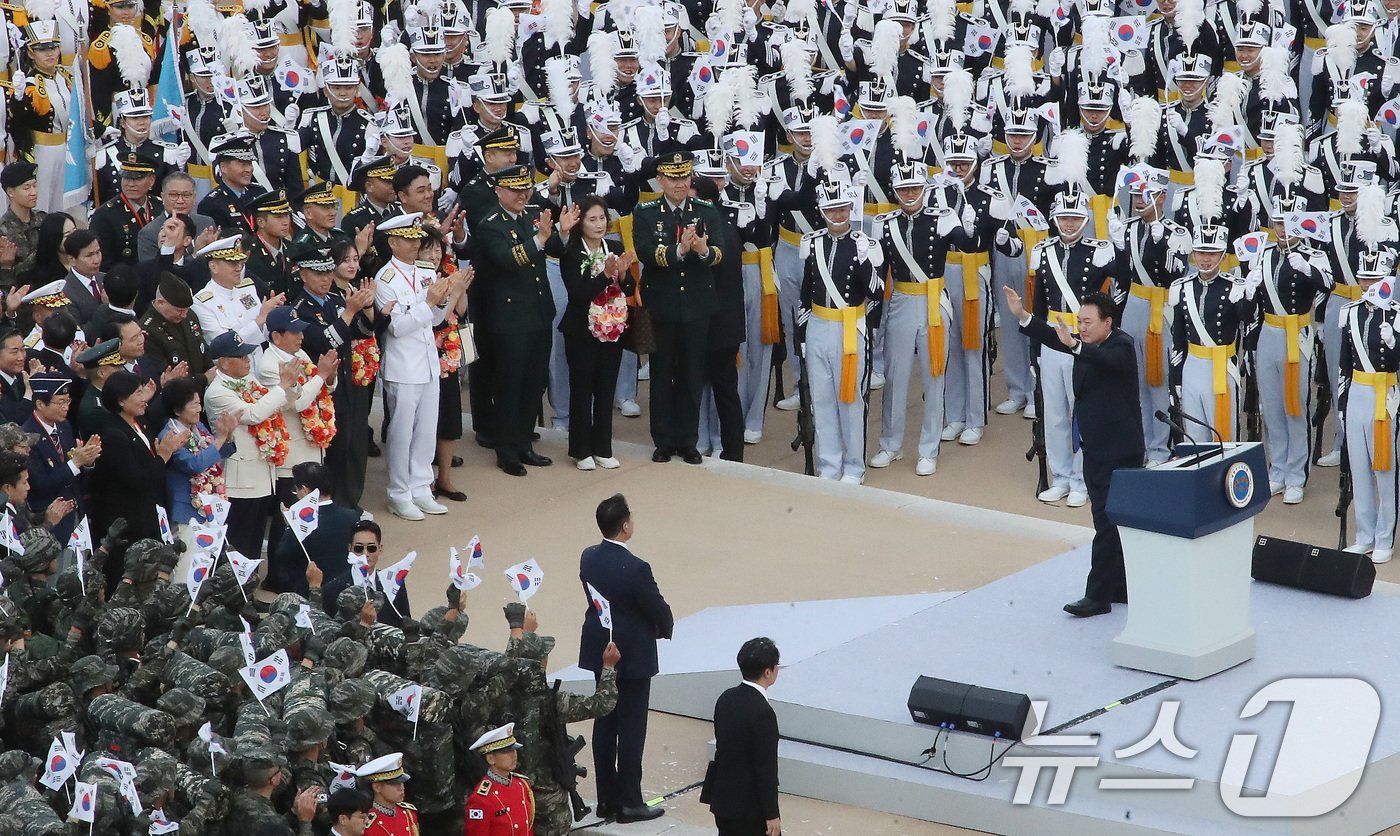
[{"xmin": 351, "ymin": 543, "xmax": 380, "ymax": 554}]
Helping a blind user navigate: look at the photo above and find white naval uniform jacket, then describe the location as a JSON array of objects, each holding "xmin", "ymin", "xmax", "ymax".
[
  {"xmin": 192, "ymin": 278, "xmax": 266, "ymax": 346},
  {"xmin": 373, "ymin": 257, "xmax": 447, "ymax": 385},
  {"xmin": 256, "ymin": 343, "xmax": 334, "ymax": 475},
  {"xmin": 203, "ymin": 371, "xmax": 289, "ymax": 499}
]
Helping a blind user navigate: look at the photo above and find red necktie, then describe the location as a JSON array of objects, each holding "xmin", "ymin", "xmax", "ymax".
[{"xmin": 90, "ymin": 280, "xmax": 100, "ymax": 299}]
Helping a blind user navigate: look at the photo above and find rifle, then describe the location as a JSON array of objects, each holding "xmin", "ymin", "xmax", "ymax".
[
  {"xmin": 543, "ymin": 679, "xmax": 590, "ymax": 821},
  {"xmin": 1026, "ymin": 352, "xmax": 1049, "ymax": 496},
  {"xmin": 1337, "ymin": 436, "xmax": 1353, "ymax": 550},
  {"xmin": 1242, "ymin": 352, "xmax": 1263, "ymax": 442},
  {"xmin": 789, "ymin": 348, "xmax": 816, "ymax": 475},
  {"xmin": 1311, "ymin": 342, "xmax": 1332, "ymax": 463},
  {"xmin": 772, "ymin": 321, "xmax": 788, "ymax": 407}
]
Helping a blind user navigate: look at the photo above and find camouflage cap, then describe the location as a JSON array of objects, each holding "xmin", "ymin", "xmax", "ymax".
[
  {"xmin": 328, "ymin": 678, "xmax": 375, "ymax": 724},
  {"xmin": 207, "ymin": 646, "xmax": 246, "ymax": 677},
  {"xmin": 134, "ymin": 749, "xmax": 179, "ymax": 804},
  {"xmin": 122, "ymin": 538, "xmax": 165, "ymax": 572},
  {"xmin": 70, "ymin": 655, "xmax": 120, "ymax": 694},
  {"xmin": 335, "ymin": 585, "xmax": 372, "ymax": 620},
  {"xmin": 420, "ymin": 606, "xmax": 466, "ymax": 643},
  {"xmin": 270, "ymin": 592, "xmax": 307, "ymax": 619},
  {"xmin": 429, "ymin": 644, "xmax": 503, "ymax": 694},
  {"xmin": 511, "ymin": 632, "xmax": 556, "ymax": 663},
  {"xmin": 0, "ymin": 597, "xmax": 22, "ymax": 640},
  {"xmin": 0, "ymin": 422, "xmax": 39, "ymax": 452},
  {"xmin": 322, "ymin": 637, "xmax": 368, "ymax": 677},
  {"xmin": 236, "ymin": 741, "xmax": 288, "ymax": 774},
  {"xmin": 0, "ymin": 749, "xmax": 40, "ymax": 783},
  {"xmin": 93, "ymin": 607, "xmax": 146, "ymax": 653},
  {"xmin": 156, "ymin": 688, "xmax": 207, "ymax": 727},
  {"xmin": 282, "ymin": 709, "xmax": 335, "ymax": 751},
  {"xmin": 14, "ymin": 527, "xmax": 61, "ymax": 572}
]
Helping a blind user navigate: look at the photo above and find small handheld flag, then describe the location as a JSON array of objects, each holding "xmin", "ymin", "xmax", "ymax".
[
  {"xmin": 284, "ymin": 490, "xmax": 321, "ymax": 541},
  {"xmin": 240, "ymin": 649, "xmax": 293, "ymax": 701},
  {"xmin": 156, "ymin": 505, "xmax": 175, "ymax": 545},
  {"xmin": 377, "ymin": 551, "xmax": 418, "ymax": 615},
  {"xmin": 69, "ymin": 780, "xmax": 98, "ymax": 823},
  {"xmin": 587, "ymin": 582, "xmax": 614, "ymax": 638},
  {"xmin": 505, "ymin": 559, "xmax": 544, "ymax": 602},
  {"xmin": 449, "ymin": 547, "xmax": 482, "ymax": 591}
]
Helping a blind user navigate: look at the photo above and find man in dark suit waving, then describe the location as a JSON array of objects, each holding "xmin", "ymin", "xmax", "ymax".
[
  {"xmin": 578, "ymin": 493, "xmax": 674, "ymax": 823},
  {"xmin": 1005, "ymin": 287, "xmax": 1146, "ymax": 617},
  {"xmin": 703, "ymin": 637, "xmax": 782, "ymax": 836}
]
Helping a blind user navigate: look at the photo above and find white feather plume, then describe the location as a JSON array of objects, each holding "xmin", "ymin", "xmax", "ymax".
[
  {"xmin": 889, "ymin": 95, "xmax": 921, "ymax": 159},
  {"xmin": 218, "ymin": 13, "xmax": 259, "ymax": 76},
  {"xmin": 110, "ymin": 24, "xmax": 153, "ymax": 89},
  {"xmin": 588, "ymin": 31, "xmax": 618, "ymax": 99},
  {"xmin": 705, "ymin": 68, "xmax": 738, "ymax": 137},
  {"xmin": 377, "ymin": 41, "xmax": 415, "ymax": 106},
  {"xmin": 713, "ymin": 0, "xmax": 744, "ymax": 37},
  {"xmin": 779, "ymin": 37, "xmax": 814, "ymax": 103},
  {"xmin": 927, "ymin": 0, "xmax": 956, "ymax": 45},
  {"xmin": 482, "ymin": 7, "xmax": 517, "ymax": 66},
  {"xmin": 1326, "ymin": 23, "xmax": 1357, "ymax": 78},
  {"xmin": 943, "ymin": 67, "xmax": 973, "ymax": 130},
  {"xmin": 186, "ymin": 0, "xmax": 220, "ymax": 49},
  {"xmin": 24, "ymin": 0, "xmax": 57, "ymax": 21},
  {"xmin": 242, "ymin": 0, "xmax": 271, "ymax": 13},
  {"xmin": 1194, "ymin": 158, "xmax": 1226, "ymax": 220},
  {"xmin": 1005, "ymin": 44, "xmax": 1035, "ymax": 99},
  {"xmin": 1175, "ymin": 0, "xmax": 1205, "ymax": 50},
  {"xmin": 1272, "ymin": 121, "xmax": 1304, "ymax": 190},
  {"xmin": 1258, "ymin": 45, "xmax": 1296, "ymax": 102},
  {"xmin": 1046, "ymin": 129, "xmax": 1089, "ymax": 187},
  {"xmin": 1010, "ymin": 0, "xmax": 1033, "ymax": 14},
  {"xmin": 634, "ymin": 4, "xmax": 666, "ymax": 67},
  {"xmin": 542, "ymin": 0, "xmax": 574, "ymax": 50},
  {"xmin": 326, "ymin": 0, "xmax": 356, "ymax": 53},
  {"xmin": 1357, "ymin": 184, "xmax": 1388, "ymax": 249},
  {"xmin": 732, "ymin": 66, "xmax": 759, "ymax": 128},
  {"xmin": 784, "ymin": 0, "xmax": 815, "ymax": 24},
  {"xmin": 1208, "ymin": 73, "xmax": 1248, "ymax": 132},
  {"xmin": 1128, "ymin": 95, "xmax": 1161, "ymax": 161},
  {"xmin": 870, "ymin": 18, "xmax": 903, "ymax": 80},
  {"xmin": 546, "ymin": 55, "xmax": 576, "ymax": 118},
  {"xmin": 810, "ymin": 113, "xmax": 842, "ymax": 174},
  {"xmin": 1337, "ymin": 99, "xmax": 1368, "ymax": 156},
  {"xmin": 1081, "ymin": 16, "xmax": 1110, "ymax": 78},
  {"xmin": 1035, "ymin": 0, "xmax": 1059, "ymax": 17},
  {"xmin": 1238, "ymin": 0, "xmax": 1263, "ymax": 17}
]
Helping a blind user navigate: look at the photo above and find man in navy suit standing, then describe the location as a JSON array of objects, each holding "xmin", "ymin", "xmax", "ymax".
[
  {"xmin": 24, "ymin": 375, "xmax": 100, "ymax": 546},
  {"xmin": 1005, "ymin": 287, "xmax": 1146, "ymax": 617},
  {"xmin": 702, "ymin": 638, "xmax": 782, "ymax": 836},
  {"xmin": 578, "ymin": 493, "xmax": 674, "ymax": 823}
]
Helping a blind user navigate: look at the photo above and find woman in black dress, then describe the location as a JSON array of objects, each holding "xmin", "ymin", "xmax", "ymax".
[{"xmin": 558, "ymin": 195, "xmax": 636, "ymax": 469}]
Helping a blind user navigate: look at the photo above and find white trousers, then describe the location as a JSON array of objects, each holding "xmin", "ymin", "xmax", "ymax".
[
  {"xmin": 878, "ymin": 290, "xmax": 947, "ymax": 460},
  {"xmin": 1181, "ymin": 354, "xmax": 1238, "ymax": 444},
  {"xmin": 1040, "ymin": 348, "xmax": 1085, "ymax": 493},
  {"xmin": 546, "ymin": 257, "xmax": 570, "ymax": 428},
  {"xmin": 384, "ymin": 379, "xmax": 439, "ymax": 503},
  {"xmin": 992, "ymin": 250, "xmax": 1032, "ymax": 405},
  {"xmin": 808, "ymin": 316, "xmax": 867, "ymax": 480},
  {"xmin": 776, "ymin": 239, "xmax": 804, "ymax": 386},
  {"xmin": 1256, "ymin": 323, "xmax": 1314, "ymax": 489},
  {"xmin": 1344, "ymin": 381, "xmax": 1399, "ymax": 551}
]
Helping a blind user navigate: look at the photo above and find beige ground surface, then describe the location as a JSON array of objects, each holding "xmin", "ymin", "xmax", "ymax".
[{"xmin": 358, "ymin": 366, "xmax": 1382, "ymax": 836}]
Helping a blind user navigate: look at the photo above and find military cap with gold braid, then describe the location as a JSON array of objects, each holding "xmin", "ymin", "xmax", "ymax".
[
  {"xmin": 491, "ymin": 164, "xmax": 534, "ymax": 191},
  {"xmin": 348, "ymin": 154, "xmax": 398, "ymax": 192},
  {"xmin": 355, "ymin": 752, "xmax": 411, "ymax": 784},
  {"xmin": 295, "ymin": 181, "xmax": 338, "ymax": 207},
  {"xmin": 119, "ymin": 152, "xmax": 159, "ymax": 177},
  {"xmin": 76, "ymin": 339, "xmax": 123, "ymax": 368},
  {"xmin": 21, "ymin": 280, "xmax": 69, "ymax": 308},
  {"xmin": 379, "ymin": 212, "xmax": 428, "ymax": 239},
  {"xmin": 194, "ymin": 235, "xmax": 249, "ymax": 262},
  {"xmin": 242, "ymin": 188, "xmax": 292, "ymax": 215},
  {"xmin": 655, "ymin": 149, "xmax": 693, "ymax": 178},
  {"xmin": 469, "ymin": 723, "xmax": 523, "ymax": 754},
  {"xmin": 476, "ymin": 124, "xmax": 521, "ymax": 152}
]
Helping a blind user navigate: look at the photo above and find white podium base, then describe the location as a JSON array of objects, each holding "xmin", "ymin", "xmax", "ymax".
[{"xmin": 1113, "ymin": 521, "xmax": 1256, "ymax": 680}]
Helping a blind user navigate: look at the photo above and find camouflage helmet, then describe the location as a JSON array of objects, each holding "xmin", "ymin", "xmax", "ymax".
[
  {"xmin": 53, "ymin": 567, "xmax": 104, "ymax": 609},
  {"xmin": 420, "ymin": 606, "xmax": 466, "ymax": 643},
  {"xmin": 0, "ymin": 422, "xmax": 37, "ymax": 452},
  {"xmin": 328, "ymin": 678, "xmax": 375, "ymax": 725},
  {"xmin": 13, "ymin": 527, "xmax": 61, "ymax": 573},
  {"xmin": 269, "ymin": 592, "xmax": 307, "ymax": 619},
  {"xmin": 70, "ymin": 655, "xmax": 120, "ymax": 695},
  {"xmin": 0, "ymin": 749, "xmax": 40, "ymax": 783},
  {"xmin": 322, "ymin": 637, "xmax": 368, "ymax": 677},
  {"xmin": 156, "ymin": 688, "xmax": 207, "ymax": 727},
  {"xmin": 403, "ymin": 638, "xmax": 446, "ymax": 673},
  {"xmin": 511, "ymin": 632, "xmax": 556, "ymax": 663},
  {"xmin": 122, "ymin": 538, "xmax": 166, "ymax": 574},
  {"xmin": 203, "ymin": 562, "xmax": 250, "ymax": 605},
  {"xmin": 207, "ymin": 646, "xmax": 246, "ymax": 678},
  {"xmin": 0, "ymin": 597, "xmax": 23, "ymax": 641},
  {"xmin": 335, "ymin": 585, "xmax": 372, "ymax": 620},
  {"xmin": 93, "ymin": 607, "xmax": 146, "ymax": 653},
  {"xmin": 282, "ymin": 709, "xmax": 335, "ymax": 751},
  {"xmin": 429, "ymin": 644, "xmax": 503, "ymax": 695},
  {"xmin": 134, "ymin": 748, "xmax": 179, "ymax": 806}
]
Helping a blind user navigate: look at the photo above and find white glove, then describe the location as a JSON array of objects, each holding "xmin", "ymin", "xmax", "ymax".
[
  {"xmin": 1117, "ymin": 88, "xmax": 1135, "ymax": 117},
  {"xmin": 654, "ymin": 107, "xmax": 671, "ymax": 141},
  {"xmin": 596, "ymin": 169, "xmax": 614, "ymax": 195},
  {"xmin": 437, "ymin": 188, "xmax": 459, "ymax": 214},
  {"xmin": 767, "ymin": 174, "xmax": 786, "ymax": 201},
  {"xmin": 620, "ymin": 144, "xmax": 643, "ymax": 173},
  {"xmin": 1367, "ymin": 126, "xmax": 1387, "ymax": 152},
  {"xmin": 1242, "ymin": 269, "xmax": 1263, "ymax": 297},
  {"xmin": 851, "ymin": 169, "xmax": 868, "ymax": 189},
  {"xmin": 1047, "ymin": 47, "xmax": 1065, "ymax": 78},
  {"xmin": 1228, "ymin": 276, "xmax": 1246, "ymax": 303},
  {"xmin": 975, "ymin": 135, "xmax": 992, "ymax": 157},
  {"xmin": 743, "ymin": 7, "xmax": 758, "ymax": 37},
  {"xmin": 1168, "ymin": 110, "xmax": 1188, "ymax": 137},
  {"xmin": 961, "ymin": 204, "xmax": 975, "ymax": 232},
  {"xmin": 855, "ymin": 233, "xmax": 870, "ymax": 261},
  {"xmin": 380, "ymin": 22, "xmax": 401, "ymax": 45},
  {"xmin": 1383, "ymin": 320, "xmax": 1396, "ymax": 349},
  {"xmin": 163, "ymin": 143, "xmax": 192, "ymax": 167},
  {"xmin": 839, "ymin": 30, "xmax": 855, "ymax": 63},
  {"xmin": 1108, "ymin": 216, "xmax": 1125, "ymax": 248},
  {"xmin": 1150, "ymin": 220, "xmax": 1164, "ymax": 242},
  {"xmin": 1288, "ymin": 251, "xmax": 1309, "ymax": 272},
  {"xmin": 576, "ymin": 0, "xmax": 592, "ymax": 17},
  {"xmin": 736, "ymin": 202, "xmax": 756, "ymax": 228},
  {"xmin": 1122, "ymin": 49, "xmax": 1145, "ymax": 78},
  {"xmin": 506, "ymin": 62, "xmax": 523, "ymax": 89},
  {"xmin": 9, "ymin": 70, "xmax": 23, "ymax": 99},
  {"xmin": 995, "ymin": 227, "xmax": 1010, "ymax": 246},
  {"xmin": 842, "ymin": 0, "xmax": 856, "ymax": 26},
  {"xmin": 1233, "ymin": 191, "xmax": 1251, "ymax": 212}
]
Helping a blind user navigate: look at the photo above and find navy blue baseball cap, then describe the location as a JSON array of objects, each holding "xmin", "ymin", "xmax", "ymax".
[
  {"xmin": 266, "ymin": 306, "xmax": 309, "ymax": 333},
  {"xmin": 209, "ymin": 331, "xmax": 257, "ymax": 359}
]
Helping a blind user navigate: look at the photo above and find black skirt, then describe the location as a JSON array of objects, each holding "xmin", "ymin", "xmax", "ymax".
[{"xmin": 437, "ymin": 370, "xmax": 464, "ymax": 440}]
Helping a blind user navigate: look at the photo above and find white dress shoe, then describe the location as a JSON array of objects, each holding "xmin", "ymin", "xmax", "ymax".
[
  {"xmin": 775, "ymin": 393, "xmax": 801, "ymax": 411},
  {"xmin": 389, "ymin": 500, "xmax": 425, "ymax": 521},
  {"xmin": 413, "ymin": 495, "xmax": 449, "ymax": 515},
  {"xmin": 1066, "ymin": 491, "xmax": 1088, "ymax": 508},
  {"xmin": 995, "ymin": 399, "xmax": 1024, "ymax": 415},
  {"xmin": 870, "ymin": 450, "xmax": 903, "ymax": 468},
  {"xmin": 637, "ymin": 362, "xmax": 650, "ymax": 380},
  {"xmin": 940, "ymin": 422, "xmax": 966, "ymax": 441},
  {"xmin": 576, "ymin": 456, "xmax": 597, "ymax": 471},
  {"xmin": 1146, "ymin": 457, "xmax": 1169, "ymax": 467},
  {"xmin": 1022, "ymin": 403, "xmax": 1037, "ymax": 420},
  {"xmin": 1373, "ymin": 549, "xmax": 1394, "ymax": 564},
  {"xmin": 839, "ymin": 474, "xmax": 865, "ymax": 485},
  {"xmin": 743, "ymin": 430, "xmax": 762, "ymax": 444},
  {"xmin": 1038, "ymin": 485, "xmax": 1069, "ymax": 503},
  {"xmin": 1344, "ymin": 543, "xmax": 1373, "ymax": 554},
  {"xmin": 617, "ymin": 399, "xmax": 641, "ymax": 417},
  {"xmin": 915, "ymin": 457, "xmax": 937, "ymax": 476},
  {"xmin": 1269, "ymin": 481, "xmax": 1284, "ymax": 496},
  {"xmin": 1283, "ymin": 486, "xmax": 1304, "ymax": 504},
  {"xmin": 958, "ymin": 427, "xmax": 983, "ymax": 446},
  {"xmin": 869, "ymin": 373, "xmax": 885, "ymax": 390},
  {"xmin": 1316, "ymin": 451, "xmax": 1342, "ymax": 467},
  {"xmin": 595, "ymin": 456, "xmax": 621, "ymax": 469}
]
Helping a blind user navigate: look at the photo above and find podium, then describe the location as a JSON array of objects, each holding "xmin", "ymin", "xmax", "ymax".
[{"xmin": 1106, "ymin": 442, "xmax": 1269, "ymax": 680}]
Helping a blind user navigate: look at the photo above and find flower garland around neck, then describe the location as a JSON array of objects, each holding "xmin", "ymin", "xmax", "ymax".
[
  {"xmin": 298, "ymin": 361, "xmax": 337, "ymax": 448},
  {"xmin": 183, "ymin": 422, "xmax": 227, "ymax": 501},
  {"xmin": 350, "ymin": 338, "xmax": 380, "ymax": 386},
  {"xmin": 223, "ymin": 377, "xmax": 290, "ymax": 466}
]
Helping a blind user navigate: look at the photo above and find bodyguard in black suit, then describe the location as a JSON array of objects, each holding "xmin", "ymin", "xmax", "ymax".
[
  {"xmin": 578, "ymin": 494, "xmax": 673, "ymax": 823},
  {"xmin": 1006, "ymin": 287, "xmax": 1145, "ymax": 617},
  {"xmin": 702, "ymin": 638, "xmax": 782, "ymax": 836}
]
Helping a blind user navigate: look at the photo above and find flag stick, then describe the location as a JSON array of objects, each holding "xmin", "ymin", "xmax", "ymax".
[
  {"xmin": 211, "ymin": 747, "xmax": 217, "ymax": 776},
  {"xmin": 413, "ymin": 713, "xmax": 419, "ymax": 740}
]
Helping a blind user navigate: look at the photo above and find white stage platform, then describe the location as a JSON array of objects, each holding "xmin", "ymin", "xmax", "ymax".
[{"xmin": 557, "ymin": 547, "xmax": 1400, "ymax": 835}]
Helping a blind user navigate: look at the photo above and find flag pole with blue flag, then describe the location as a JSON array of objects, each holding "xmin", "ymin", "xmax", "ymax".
[
  {"xmin": 153, "ymin": 12, "xmax": 185, "ymax": 141},
  {"xmin": 62, "ymin": 56, "xmax": 90, "ymax": 212}
]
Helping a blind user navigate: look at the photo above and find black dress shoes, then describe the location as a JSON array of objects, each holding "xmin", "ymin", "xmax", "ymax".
[
  {"xmin": 433, "ymin": 482, "xmax": 468, "ymax": 502},
  {"xmin": 520, "ymin": 451, "xmax": 553, "ymax": 467},
  {"xmin": 652, "ymin": 448, "xmax": 673, "ymax": 463},
  {"xmin": 475, "ymin": 434, "xmax": 496, "ymax": 449},
  {"xmin": 681, "ymin": 449, "xmax": 704, "ymax": 465},
  {"xmin": 616, "ymin": 805, "xmax": 665, "ymax": 823},
  {"xmin": 1064, "ymin": 597, "xmax": 1112, "ymax": 617},
  {"xmin": 451, "ymin": 455, "xmax": 464, "ymax": 468},
  {"xmin": 594, "ymin": 803, "xmax": 615, "ymax": 820},
  {"xmin": 498, "ymin": 460, "xmax": 527, "ymax": 477}
]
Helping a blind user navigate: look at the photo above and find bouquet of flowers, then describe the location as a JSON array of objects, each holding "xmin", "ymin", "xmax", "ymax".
[
  {"xmin": 226, "ymin": 378, "xmax": 290, "ymax": 466},
  {"xmin": 299, "ymin": 361, "xmax": 337, "ymax": 448},
  {"xmin": 350, "ymin": 338, "xmax": 380, "ymax": 386},
  {"xmin": 585, "ymin": 249, "xmax": 629, "ymax": 342},
  {"xmin": 185, "ymin": 424, "xmax": 226, "ymax": 503},
  {"xmin": 436, "ymin": 318, "xmax": 464, "ymax": 376}
]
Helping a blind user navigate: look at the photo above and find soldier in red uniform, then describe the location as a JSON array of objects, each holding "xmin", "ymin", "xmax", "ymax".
[
  {"xmin": 464, "ymin": 723, "xmax": 535, "ymax": 836},
  {"xmin": 358, "ymin": 752, "xmax": 421, "ymax": 836}
]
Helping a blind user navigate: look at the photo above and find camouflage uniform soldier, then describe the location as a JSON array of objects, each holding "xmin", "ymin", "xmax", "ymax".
[
  {"xmin": 0, "ymin": 750, "xmax": 66, "ymax": 835},
  {"xmin": 330, "ymin": 678, "xmax": 383, "ymax": 767},
  {"xmin": 220, "ymin": 744, "xmax": 319, "ymax": 836}
]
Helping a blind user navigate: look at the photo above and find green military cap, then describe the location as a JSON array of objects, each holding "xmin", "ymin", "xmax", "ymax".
[
  {"xmin": 295, "ymin": 180, "xmax": 338, "ymax": 207},
  {"xmin": 76, "ymin": 338, "xmax": 123, "ymax": 368},
  {"xmin": 655, "ymin": 149, "xmax": 694, "ymax": 178},
  {"xmin": 119, "ymin": 151, "xmax": 160, "ymax": 178},
  {"xmin": 511, "ymin": 632, "xmax": 556, "ymax": 663},
  {"xmin": 329, "ymin": 678, "xmax": 376, "ymax": 724},
  {"xmin": 348, "ymin": 154, "xmax": 398, "ymax": 192},
  {"xmin": 70, "ymin": 655, "xmax": 120, "ymax": 695},
  {"xmin": 156, "ymin": 688, "xmax": 207, "ymax": 727},
  {"xmin": 157, "ymin": 272, "xmax": 194, "ymax": 308},
  {"xmin": 490, "ymin": 163, "xmax": 534, "ymax": 191},
  {"xmin": 13, "ymin": 526, "xmax": 60, "ymax": 572},
  {"xmin": 283, "ymin": 709, "xmax": 335, "ymax": 751},
  {"xmin": 93, "ymin": 607, "xmax": 146, "ymax": 654},
  {"xmin": 242, "ymin": 188, "xmax": 293, "ymax": 215}
]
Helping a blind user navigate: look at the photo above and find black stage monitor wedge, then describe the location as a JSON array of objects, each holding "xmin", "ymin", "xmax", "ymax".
[
  {"xmin": 908, "ymin": 676, "xmax": 1033, "ymax": 741},
  {"xmin": 1252, "ymin": 535, "xmax": 1375, "ymax": 599}
]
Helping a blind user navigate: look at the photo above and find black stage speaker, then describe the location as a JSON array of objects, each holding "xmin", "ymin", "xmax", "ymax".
[
  {"xmin": 907, "ymin": 676, "xmax": 1032, "ymax": 740},
  {"xmin": 1251, "ymin": 535, "xmax": 1375, "ymax": 599}
]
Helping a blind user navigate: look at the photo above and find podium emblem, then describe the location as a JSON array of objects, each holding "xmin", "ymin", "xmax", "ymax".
[{"xmin": 1225, "ymin": 461, "xmax": 1255, "ymax": 509}]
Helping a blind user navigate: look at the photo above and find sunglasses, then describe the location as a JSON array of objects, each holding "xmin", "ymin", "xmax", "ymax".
[{"xmin": 351, "ymin": 543, "xmax": 380, "ymax": 554}]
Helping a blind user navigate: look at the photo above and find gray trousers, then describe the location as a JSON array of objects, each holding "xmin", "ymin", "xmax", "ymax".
[
  {"xmin": 878, "ymin": 289, "xmax": 947, "ymax": 460},
  {"xmin": 808, "ymin": 316, "xmax": 868, "ymax": 480},
  {"xmin": 942, "ymin": 261, "xmax": 990, "ymax": 429},
  {"xmin": 738, "ymin": 260, "xmax": 773, "ymax": 433},
  {"xmin": 546, "ymin": 257, "xmax": 569, "ymax": 429},
  {"xmin": 616, "ymin": 350, "xmax": 639, "ymax": 403},
  {"xmin": 776, "ymin": 238, "xmax": 804, "ymax": 387},
  {"xmin": 992, "ymin": 250, "xmax": 1032, "ymax": 405},
  {"xmin": 1256, "ymin": 323, "xmax": 1314, "ymax": 489},
  {"xmin": 1344, "ymin": 380, "xmax": 1398, "ymax": 551},
  {"xmin": 1040, "ymin": 347, "xmax": 1085, "ymax": 493},
  {"xmin": 1322, "ymin": 297, "xmax": 1348, "ymax": 455},
  {"xmin": 1181, "ymin": 353, "xmax": 1238, "ymax": 444},
  {"xmin": 1120, "ymin": 292, "xmax": 1172, "ymax": 461}
]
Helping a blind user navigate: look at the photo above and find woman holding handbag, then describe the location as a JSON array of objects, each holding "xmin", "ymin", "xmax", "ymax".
[{"xmin": 559, "ymin": 195, "xmax": 636, "ymax": 470}]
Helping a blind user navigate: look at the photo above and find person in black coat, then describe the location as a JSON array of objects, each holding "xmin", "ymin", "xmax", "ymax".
[
  {"xmin": 557, "ymin": 195, "xmax": 634, "ymax": 468},
  {"xmin": 24, "ymin": 375, "xmax": 98, "ymax": 546},
  {"xmin": 703, "ymin": 637, "xmax": 782, "ymax": 836},
  {"xmin": 266, "ymin": 462, "xmax": 364, "ymax": 596},
  {"xmin": 578, "ymin": 493, "xmax": 674, "ymax": 823},
  {"xmin": 318, "ymin": 518, "xmax": 411, "ymax": 626},
  {"xmin": 0, "ymin": 327, "xmax": 34, "ymax": 425},
  {"xmin": 1005, "ymin": 287, "xmax": 1146, "ymax": 617},
  {"xmin": 692, "ymin": 176, "xmax": 746, "ymax": 462}
]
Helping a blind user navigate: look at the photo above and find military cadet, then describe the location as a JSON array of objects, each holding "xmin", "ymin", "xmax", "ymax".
[
  {"xmin": 1250, "ymin": 196, "xmax": 1332, "ymax": 504},
  {"xmin": 0, "ymin": 163, "xmax": 46, "ymax": 287},
  {"xmin": 191, "ymin": 235, "xmax": 284, "ymax": 346},
  {"xmin": 300, "ymin": 53, "xmax": 375, "ymax": 201},
  {"xmin": 235, "ymin": 75, "xmax": 305, "ymax": 196},
  {"xmin": 1030, "ymin": 185, "xmax": 1117, "ymax": 507},
  {"xmin": 182, "ymin": 45, "xmax": 226, "ymax": 197},
  {"xmin": 357, "ymin": 752, "xmax": 421, "ymax": 836},
  {"xmin": 465, "ymin": 723, "xmax": 536, "ymax": 836},
  {"xmin": 404, "ymin": 14, "xmax": 465, "ymax": 172},
  {"xmin": 199, "ymin": 132, "xmax": 267, "ymax": 235},
  {"xmin": 767, "ymin": 105, "xmax": 823, "ymax": 412},
  {"xmin": 1169, "ymin": 223, "xmax": 1261, "ymax": 444},
  {"xmin": 1338, "ymin": 254, "xmax": 1400, "ymax": 565},
  {"xmin": 140, "ymin": 272, "xmax": 210, "ymax": 379},
  {"xmin": 475, "ymin": 165, "xmax": 558, "ymax": 476},
  {"xmin": 465, "ymin": 69, "xmax": 533, "ymax": 172},
  {"xmin": 94, "ymin": 87, "xmax": 184, "ymax": 207},
  {"xmin": 1076, "ymin": 77, "xmax": 1131, "ymax": 241},
  {"xmin": 1156, "ymin": 54, "xmax": 1214, "ymax": 197},
  {"xmin": 7, "ymin": 21, "xmax": 72, "ymax": 214},
  {"xmin": 243, "ymin": 189, "xmax": 298, "ymax": 297},
  {"xmin": 89, "ymin": 151, "xmax": 164, "ymax": 270},
  {"xmin": 86, "ymin": 8, "xmax": 156, "ymax": 128}
]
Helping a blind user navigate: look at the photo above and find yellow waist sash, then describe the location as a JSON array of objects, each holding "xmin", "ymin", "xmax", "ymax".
[
  {"xmin": 743, "ymin": 247, "xmax": 780, "ymax": 345},
  {"xmin": 1047, "ymin": 309, "xmax": 1077, "ymax": 333},
  {"xmin": 1188, "ymin": 342, "xmax": 1237, "ymax": 441},
  {"xmin": 948, "ymin": 250, "xmax": 988, "ymax": 350},
  {"xmin": 1352, "ymin": 370, "xmax": 1397, "ymax": 472},
  {"xmin": 1017, "ymin": 228, "xmax": 1048, "ymax": 305},
  {"xmin": 1264, "ymin": 311, "xmax": 1313, "ymax": 417},
  {"xmin": 1130, "ymin": 283, "xmax": 1169, "ymax": 387},
  {"xmin": 893, "ymin": 279, "xmax": 948, "ymax": 377},
  {"xmin": 1333, "ymin": 284, "xmax": 1363, "ymax": 301},
  {"xmin": 813, "ymin": 302, "xmax": 868, "ymax": 403}
]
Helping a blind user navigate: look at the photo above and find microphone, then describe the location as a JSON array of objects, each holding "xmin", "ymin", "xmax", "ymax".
[
  {"xmin": 1153, "ymin": 409, "xmax": 1188, "ymax": 452},
  {"xmin": 1170, "ymin": 404, "xmax": 1226, "ymax": 459}
]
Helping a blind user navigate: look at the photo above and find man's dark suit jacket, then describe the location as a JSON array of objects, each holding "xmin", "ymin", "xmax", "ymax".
[
  {"xmin": 0, "ymin": 374, "xmax": 33, "ymax": 425},
  {"xmin": 703, "ymin": 682, "xmax": 780, "ymax": 824},
  {"xmin": 1021, "ymin": 317, "xmax": 1146, "ymax": 465},
  {"xmin": 578, "ymin": 540, "xmax": 674, "ymax": 679},
  {"xmin": 267, "ymin": 500, "xmax": 363, "ymax": 596},
  {"xmin": 23, "ymin": 416, "xmax": 80, "ymax": 543}
]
